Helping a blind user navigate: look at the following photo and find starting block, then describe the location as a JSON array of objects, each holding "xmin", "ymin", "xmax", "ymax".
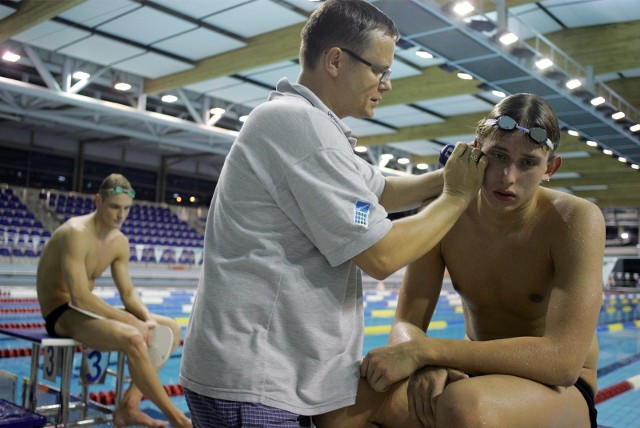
[{"xmin": 0, "ymin": 327, "xmax": 126, "ymax": 426}]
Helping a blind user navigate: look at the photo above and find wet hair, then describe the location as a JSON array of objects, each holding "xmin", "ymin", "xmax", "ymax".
[
  {"xmin": 299, "ymin": 0, "xmax": 399, "ymax": 70},
  {"xmin": 476, "ymin": 93, "xmax": 561, "ymax": 154},
  {"xmin": 98, "ymin": 173, "xmax": 134, "ymax": 199}
]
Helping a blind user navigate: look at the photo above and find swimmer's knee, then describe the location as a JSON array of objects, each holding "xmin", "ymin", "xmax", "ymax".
[
  {"xmin": 436, "ymin": 381, "xmax": 496, "ymax": 427},
  {"xmin": 120, "ymin": 328, "xmax": 147, "ymax": 357}
]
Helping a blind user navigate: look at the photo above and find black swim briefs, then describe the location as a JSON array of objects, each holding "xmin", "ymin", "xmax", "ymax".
[
  {"xmin": 44, "ymin": 302, "xmax": 71, "ymax": 337},
  {"xmin": 574, "ymin": 377, "xmax": 598, "ymax": 428}
]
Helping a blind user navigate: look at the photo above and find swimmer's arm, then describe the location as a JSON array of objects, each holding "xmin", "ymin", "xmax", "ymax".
[
  {"xmin": 379, "ymin": 170, "xmax": 443, "ymax": 213},
  {"xmin": 363, "ymin": 201, "xmax": 605, "ymax": 390},
  {"xmin": 111, "ymin": 238, "xmax": 152, "ymax": 323},
  {"xmin": 61, "ymin": 228, "xmax": 138, "ymax": 325},
  {"xmin": 389, "ymin": 248, "xmax": 445, "ymax": 345}
]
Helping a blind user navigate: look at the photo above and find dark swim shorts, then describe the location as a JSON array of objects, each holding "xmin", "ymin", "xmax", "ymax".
[
  {"xmin": 44, "ymin": 302, "xmax": 71, "ymax": 337},
  {"xmin": 574, "ymin": 377, "xmax": 598, "ymax": 428},
  {"xmin": 184, "ymin": 388, "xmax": 312, "ymax": 427}
]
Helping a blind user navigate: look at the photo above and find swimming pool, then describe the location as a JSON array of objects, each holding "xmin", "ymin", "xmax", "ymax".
[{"xmin": 1, "ymin": 286, "xmax": 639, "ymax": 427}]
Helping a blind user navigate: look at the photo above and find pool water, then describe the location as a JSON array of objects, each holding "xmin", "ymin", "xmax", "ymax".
[{"xmin": 1, "ymin": 288, "xmax": 639, "ymax": 427}]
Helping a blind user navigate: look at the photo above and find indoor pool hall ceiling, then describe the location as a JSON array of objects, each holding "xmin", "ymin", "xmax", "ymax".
[{"xmin": 0, "ymin": 0, "xmax": 639, "ymax": 206}]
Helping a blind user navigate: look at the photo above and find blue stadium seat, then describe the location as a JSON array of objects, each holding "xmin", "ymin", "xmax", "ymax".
[
  {"xmin": 24, "ymin": 248, "xmax": 37, "ymax": 258},
  {"xmin": 160, "ymin": 249, "xmax": 176, "ymax": 264},
  {"xmin": 11, "ymin": 247, "xmax": 25, "ymax": 257}
]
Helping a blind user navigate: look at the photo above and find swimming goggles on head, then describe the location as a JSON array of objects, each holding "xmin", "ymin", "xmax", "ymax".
[
  {"xmin": 484, "ymin": 115, "xmax": 554, "ymax": 150},
  {"xmin": 103, "ymin": 186, "xmax": 136, "ymax": 198}
]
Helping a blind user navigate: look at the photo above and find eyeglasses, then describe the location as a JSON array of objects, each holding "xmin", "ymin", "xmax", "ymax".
[
  {"xmin": 484, "ymin": 115, "xmax": 554, "ymax": 150},
  {"xmin": 340, "ymin": 47, "xmax": 391, "ymax": 83},
  {"xmin": 102, "ymin": 186, "xmax": 136, "ymax": 199}
]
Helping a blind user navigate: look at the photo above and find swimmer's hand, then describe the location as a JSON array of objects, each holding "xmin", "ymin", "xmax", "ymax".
[
  {"xmin": 408, "ymin": 366, "xmax": 468, "ymax": 427},
  {"xmin": 360, "ymin": 340, "xmax": 424, "ymax": 392},
  {"xmin": 144, "ymin": 318, "xmax": 158, "ymax": 346},
  {"xmin": 130, "ymin": 317, "xmax": 156, "ymax": 346}
]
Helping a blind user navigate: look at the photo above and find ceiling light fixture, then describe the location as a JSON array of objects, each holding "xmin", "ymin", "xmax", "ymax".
[
  {"xmin": 632, "ymin": 164, "xmax": 640, "ymax": 170},
  {"xmin": 602, "ymin": 149, "xmax": 613, "ymax": 156},
  {"xmin": 113, "ymin": 82, "xmax": 131, "ymax": 91},
  {"xmin": 498, "ymin": 32, "xmax": 518, "ymax": 46},
  {"xmin": 397, "ymin": 157, "xmax": 410, "ymax": 165},
  {"xmin": 354, "ymin": 146, "xmax": 367, "ymax": 153},
  {"xmin": 239, "ymin": 115, "xmax": 249, "ymax": 123},
  {"xmin": 207, "ymin": 107, "xmax": 226, "ymax": 126},
  {"xmin": 567, "ymin": 130, "xmax": 579, "ymax": 137},
  {"xmin": 72, "ymin": 71, "xmax": 90, "ymax": 80},
  {"xmin": 161, "ymin": 94, "xmax": 178, "ymax": 103},
  {"xmin": 416, "ymin": 163, "xmax": 429, "ymax": 170},
  {"xmin": 618, "ymin": 156, "xmax": 627, "ymax": 163},
  {"xmin": 457, "ymin": 72, "xmax": 473, "ymax": 80},
  {"xmin": 565, "ymin": 79, "xmax": 582, "ymax": 90},
  {"xmin": 590, "ymin": 96, "xmax": 606, "ymax": 106},
  {"xmin": 585, "ymin": 140, "xmax": 598, "ymax": 147},
  {"xmin": 452, "ymin": 1, "xmax": 474, "ymax": 16},
  {"xmin": 379, "ymin": 153, "xmax": 394, "ymax": 169},
  {"xmin": 611, "ymin": 111, "xmax": 625, "ymax": 120},
  {"xmin": 415, "ymin": 50, "xmax": 434, "ymax": 59},
  {"xmin": 2, "ymin": 51, "xmax": 20, "ymax": 62},
  {"xmin": 491, "ymin": 90, "xmax": 506, "ymax": 98},
  {"xmin": 535, "ymin": 58, "xmax": 553, "ymax": 70},
  {"xmin": 630, "ymin": 124, "xmax": 640, "ymax": 133}
]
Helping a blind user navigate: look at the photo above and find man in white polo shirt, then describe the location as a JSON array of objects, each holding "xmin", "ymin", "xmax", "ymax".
[{"xmin": 180, "ymin": 1, "xmax": 486, "ymax": 426}]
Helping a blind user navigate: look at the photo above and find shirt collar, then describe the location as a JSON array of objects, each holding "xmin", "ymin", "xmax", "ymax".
[{"xmin": 269, "ymin": 77, "xmax": 358, "ymax": 148}]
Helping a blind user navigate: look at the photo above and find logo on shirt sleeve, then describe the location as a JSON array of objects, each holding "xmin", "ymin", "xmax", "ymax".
[{"xmin": 354, "ymin": 200, "xmax": 371, "ymax": 227}]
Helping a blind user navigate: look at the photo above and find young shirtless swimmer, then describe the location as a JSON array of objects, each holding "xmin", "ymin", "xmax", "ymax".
[
  {"xmin": 36, "ymin": 173, "xmax": 191, "ymax": 428},
  {"xmin": 319, "ymin": 93, "xmax": 604, "ymax": 427}
]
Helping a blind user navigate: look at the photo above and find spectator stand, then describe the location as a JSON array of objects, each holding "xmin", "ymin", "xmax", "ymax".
[
  {"xmin": 2, "ymin": 185, "xmax": 206, "ymax": 269},
  {"xmin": 0, "ymin": 186, "xmax": 50, "ymax": 263}
]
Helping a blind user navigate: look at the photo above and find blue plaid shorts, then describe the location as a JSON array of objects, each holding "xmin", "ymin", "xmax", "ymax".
[{"xmin": 184, "ymin": 387, "xmax": 313, "ymax": 427}]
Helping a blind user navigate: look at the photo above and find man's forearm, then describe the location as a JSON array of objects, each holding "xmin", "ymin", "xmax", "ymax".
[{"xmin": 379, "ymin": 170, "xmax": 444, "ymax": 213}]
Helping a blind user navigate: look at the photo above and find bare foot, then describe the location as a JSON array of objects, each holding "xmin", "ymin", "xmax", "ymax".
[{"xmin": 113, "ymin": 406, "xmax": 169, "ymax": 427}]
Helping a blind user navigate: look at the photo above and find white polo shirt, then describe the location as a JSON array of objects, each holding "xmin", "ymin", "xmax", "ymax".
[{"xmin": 180, "ymin": 78, "xmax": 391, "ymax": 415}]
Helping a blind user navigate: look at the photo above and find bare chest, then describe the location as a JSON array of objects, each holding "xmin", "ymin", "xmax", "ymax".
[
  {"xmin": 84, "ymin": 241, "xmax": 116, "ymax": 280},
  {"xmin": 442, "ymin": 225, "xmax": 554, "ymax": 320}
]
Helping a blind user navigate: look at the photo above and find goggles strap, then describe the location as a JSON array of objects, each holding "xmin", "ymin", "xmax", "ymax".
[{"xmin": 101, "ymin": 186, "xmax": 136, "ymax": 199}]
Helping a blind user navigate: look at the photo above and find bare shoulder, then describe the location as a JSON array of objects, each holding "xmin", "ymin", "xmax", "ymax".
[
  {"xmin": 541, "ymin": 187, "xmax": 605, "ymax": 235},
  {"xmin": 54, "ymin": 216, "xmax": 92, "ymax": 246},
  {"xmin": 543, "ymin": 187, "xmax": 602, "ymax": 217}
]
